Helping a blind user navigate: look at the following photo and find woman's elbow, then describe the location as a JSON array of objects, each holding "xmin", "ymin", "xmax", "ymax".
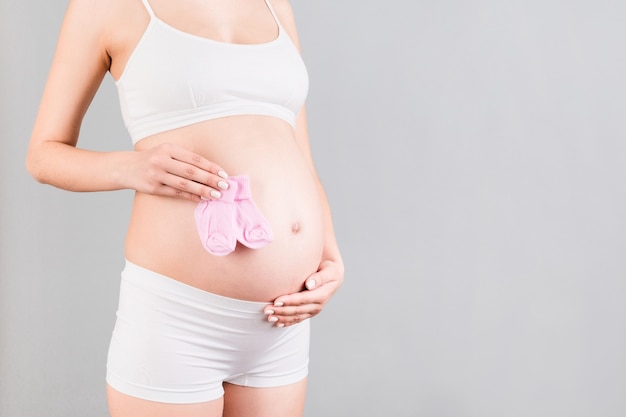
[{"xmin": 25, "ymin": 145, "xmax": 48, "ymax": 184}]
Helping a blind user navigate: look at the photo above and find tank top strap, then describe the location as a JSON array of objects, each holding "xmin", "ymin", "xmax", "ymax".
[
  {"xmin": 140, "ymin": 0, "xmax": 156, "ymax": 18},
  {"xmin": 263, "ymin": 0, "xmax": 282, "ymax": 28}
]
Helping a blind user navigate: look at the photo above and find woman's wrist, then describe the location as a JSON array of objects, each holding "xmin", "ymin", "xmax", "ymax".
[{"xmin": 107, "ymin": 150, "xmax": 139, "ymax": 192}]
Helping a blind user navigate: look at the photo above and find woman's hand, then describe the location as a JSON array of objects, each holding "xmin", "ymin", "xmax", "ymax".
[
  {"xmin": 264, "ymin": 259, "xmax": 344, "ymax": 327},
  {"xmin": 126, "ymin": 143, "xmax": 229, "ymax": 201}
]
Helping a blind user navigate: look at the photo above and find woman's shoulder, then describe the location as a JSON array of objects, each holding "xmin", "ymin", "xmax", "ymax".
[
  {"xmin": 62, "ymin": 0, "xmax": 149, "ymax": 68},
  {"xmin": 61, "ymin": 0, "xmax": 146, "ymax": 40}
]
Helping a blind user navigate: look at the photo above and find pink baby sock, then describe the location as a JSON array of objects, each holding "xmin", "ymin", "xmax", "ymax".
[
  {"xmin": 194, "ymin": 180, "xmax": 239, "ymax": 256},
  {"xmin": 232, "ymin": 176, "xmax": 274, "ymax": 249}
]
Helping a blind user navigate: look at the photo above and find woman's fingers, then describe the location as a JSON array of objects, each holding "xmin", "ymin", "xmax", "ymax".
[
  {"xmin": 265, "ymin": 300, "xmax": 316, "ymax": 328},
  {"xmin": 264, "ymin": 260, "xmax": 344, "ymax": 327},
  {"xmin": 133, "ymin": 143, "xmax": 229, "ymax": 201},
  {"xmin": 161, "ymin": 160, "xmax": 227, "ymax": 200},
  {"xmin": 166, "ymin": 143, "xmax": 228, "ymax": 181},
  {"xmin": 265, "ymin": 291, "xmax": 325, "ymax": 327}
]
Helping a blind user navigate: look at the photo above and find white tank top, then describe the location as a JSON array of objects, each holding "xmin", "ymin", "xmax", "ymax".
[{"xmin": 116, "ymin": 0, "xmax": 309, "ymax": 144}]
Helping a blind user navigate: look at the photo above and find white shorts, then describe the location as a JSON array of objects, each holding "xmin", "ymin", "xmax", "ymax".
[{"xmin": 106, "ymin": 260, "xmax": 309, "ymax": 404}]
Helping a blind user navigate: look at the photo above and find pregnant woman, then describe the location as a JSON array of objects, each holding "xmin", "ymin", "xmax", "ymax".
[{"xmin": 25, "ymin": 0, "xmax": 344, "ymax": 416}]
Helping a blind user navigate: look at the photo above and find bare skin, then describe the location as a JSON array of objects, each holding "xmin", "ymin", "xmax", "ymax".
[
  {"xmin": 106, "ymin": 380, "xmax": 307, "ymax": 417},
  {"xmin": 26, "ymin": 0, "xmax": 344, "ymax": 415}
]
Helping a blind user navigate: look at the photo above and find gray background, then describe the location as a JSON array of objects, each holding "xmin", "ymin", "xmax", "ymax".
[{"xmin": 1, "ymin": 0, "xmax": 626, "ymax": 416}]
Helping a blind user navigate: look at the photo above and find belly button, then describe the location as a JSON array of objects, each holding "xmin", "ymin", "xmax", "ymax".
[{"xmin": 291, "ymin": 222, "xmax": 301, "ymax": 234}]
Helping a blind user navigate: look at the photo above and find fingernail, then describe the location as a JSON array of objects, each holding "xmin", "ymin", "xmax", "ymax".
[
  {"xmin": 218, "ymin": 170, "xmax": 228, "ymax": 179},
  {"xmin": 277, "ymin": 323, "xmax": 285, "ymax": 328},
  {"xmin": 274, "ymin": 301, "xmax": 284, "ymax": 307},
  {"xmin": 218, "ymin": 180, "xmax": 229, "ymax": 190},
  {"xmin": 306, "ymin": 279, "xmax": 316, "ymax": 290},
  {"xmin": 269, "ymin": 316, "xmax": 278, "ymax": 323},
  {"xmin": 265, "ymin": 310, "xmax": 275, "ymax": 315},
  {"xmin": 210, "ymin": 190, "xmax": 221, "ymax": 199},
  {"xmin": 201, "ymin": 195, "xmax": 209, "ymax": 201}
]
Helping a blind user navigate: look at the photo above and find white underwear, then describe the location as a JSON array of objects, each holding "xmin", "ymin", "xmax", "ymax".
[{"xmin": 106, "ymin": 260, "xmax": 309, "ymax": 404}]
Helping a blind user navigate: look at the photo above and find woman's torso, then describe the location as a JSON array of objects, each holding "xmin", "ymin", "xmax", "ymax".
[{"xmin": 107, "ymin": 0, "xmax": 325, "ymax": 301}]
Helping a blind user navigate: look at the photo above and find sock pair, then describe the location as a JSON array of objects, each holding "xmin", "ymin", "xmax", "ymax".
[{"xmin": 194, "ymin": 175, "xmax": 274, "ymax": 256}]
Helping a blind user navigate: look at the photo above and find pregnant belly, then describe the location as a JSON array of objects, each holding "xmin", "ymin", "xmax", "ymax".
[{"xmin": 124, "ymin": 117, "xmax": 325, "ymax": 301}]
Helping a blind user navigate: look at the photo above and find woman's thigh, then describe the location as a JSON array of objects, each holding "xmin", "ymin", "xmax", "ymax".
[
  {"xmin": 222, "ymin": 379, "xmax": 307, "ymax": 417},
  {"xmin": 107, "ymin": 385, "xmax": 224, "ymax": 417}
]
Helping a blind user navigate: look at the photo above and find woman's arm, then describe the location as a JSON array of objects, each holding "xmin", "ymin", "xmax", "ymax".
[
  {"xmin": 264, "ymin": 0, "xmax": 345, "ymax": 326},
  {"xmin": 26, "ymin": 0, "xmax": 111, "ymax": 187},
  {"xmin": 26, "ymin": 0, "xmax": 227, "ymax": 201}
]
